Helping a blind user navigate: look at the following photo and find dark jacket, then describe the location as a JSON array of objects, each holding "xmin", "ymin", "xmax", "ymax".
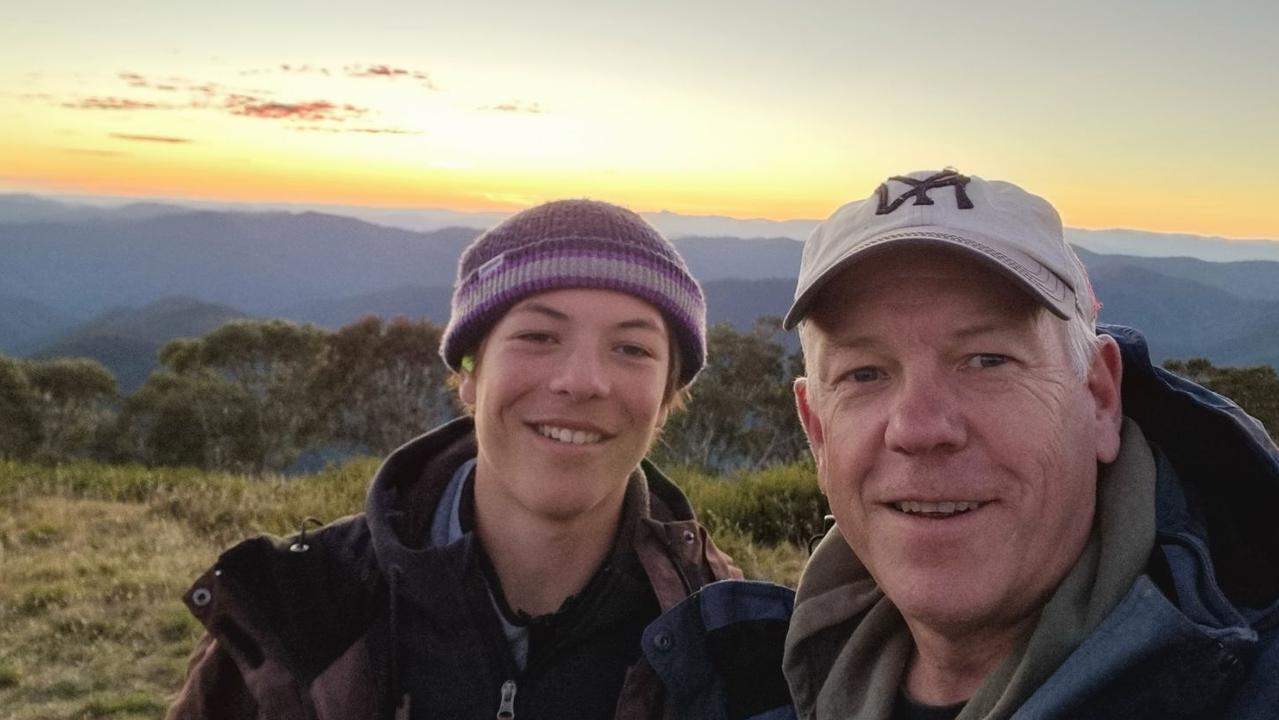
[
  {"xmin": 167, "ymin": 417, "xmax": 796, "ymax": 720},
  {"xmin": 783, "ymin": 325, "xmax": 1279, "ymax": 719}
]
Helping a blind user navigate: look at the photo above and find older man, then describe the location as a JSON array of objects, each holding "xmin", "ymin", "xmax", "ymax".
[{"xmin": 781, "ymin": 170, "xmax": 1279, "ymax": 719}]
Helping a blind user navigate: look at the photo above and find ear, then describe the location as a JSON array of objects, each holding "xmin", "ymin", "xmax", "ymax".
[
  {"xmin": 459, "ymin": 370, "xmax": 477, "ymax": 407},
  {"xmin": 1088, "ymin": 335, "xmax": 1124, "ymax": 464},
  {"xmin": 794, "ymin": 377, "xmax": 828, "ymax": 491}
]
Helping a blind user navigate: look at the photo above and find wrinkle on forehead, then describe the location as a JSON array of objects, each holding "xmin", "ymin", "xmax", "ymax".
[{"xmin": 810, "ymin": 250, "xmax": 1040, "ymax": 336}]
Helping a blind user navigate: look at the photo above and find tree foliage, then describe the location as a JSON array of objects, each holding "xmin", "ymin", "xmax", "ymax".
[
  {"xmin": 22, "ymin": 357, "xmax": 117, "ymax": 461},
  {"xmin": 122, "ymin": 369, "xmax": 260, "ymax": 469},
  {"xmin": 655, "ymin": 318, "xmax": 808, "ymax": 471},
  {"xmin": 0, "ymin": 356, "xmax": 42, "ymax": 460},
  {"xmin": 0, "ymin": 313, "xmax": 827, "ymax": 475},
  {"xmin": 312, "ymin": 316, "xmax": 454, "ymax": 456},
  {"xmin": 148, "ymin": 320, "xmax": 330, "ymax": 472}
]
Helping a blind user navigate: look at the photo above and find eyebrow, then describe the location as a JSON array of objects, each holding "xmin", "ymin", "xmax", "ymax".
[
  {"xmin": 513, "ymin": 302, "xmax": 570, "ymax": 322},
  {"xmin": 824, "ymin": 317, "xmax": 1029, "ymax": 350},
  {"xmin": 512, "ymin": 302, "xmax": 664, "ymax": 333}
]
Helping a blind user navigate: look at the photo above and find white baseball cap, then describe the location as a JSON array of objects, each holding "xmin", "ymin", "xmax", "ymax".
[{"xmin": 783, "ymin": 169, "xmax": 1097, "ymax": 330}]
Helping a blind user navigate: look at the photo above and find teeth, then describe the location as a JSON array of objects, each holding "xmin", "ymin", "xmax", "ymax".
[
  {"xmin": 537, "ymin": 425, "xmax": 602, "ymax": 445},
  {"xmin": 894, "ymin": 500, "xmax": 982, "ymax": 515}
]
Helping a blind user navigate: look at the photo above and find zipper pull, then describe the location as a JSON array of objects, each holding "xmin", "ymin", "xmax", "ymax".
[
  {"xmin": 395, "ymin": 693, "xmax": 410, "ymax": 720},
  {"xmin": 496, "ymin": 679, "xmax": 517, "ymax": 720}
]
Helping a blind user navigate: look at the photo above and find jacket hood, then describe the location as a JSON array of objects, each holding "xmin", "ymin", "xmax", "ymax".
[
  {"xmin": 365, "ymin": 416, "xmax": 478, "ymax": 575},
  {"xmin": 1101, "ymin": 324, "xmax": 1279, "ymax": 614}
]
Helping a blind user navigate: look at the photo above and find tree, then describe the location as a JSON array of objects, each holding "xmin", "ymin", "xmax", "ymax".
[
  {"xmin": 656, "ymin": 317, "xmax": 808, "ymax": 471},
  {"xmin": 0, "ymin": 355, "xmax": 42, "ymax": 460},
  {"xmin": 312, "ymin": 316, "xmax": 455, "ymax": 455},
  {"xmin": 123, "ymin": 368, "xmax": 261, "ymax": 469},
  {"xmin": 146, "ymin": 319, "xmax": 330, "ymax": 472},
  {"xmin": 23, "ymin": 357, "xmax": 118, "ymax": 461},
  {"xmin": 1163, "ymin": 358, "xmax": 1279, "ymax": 443}
]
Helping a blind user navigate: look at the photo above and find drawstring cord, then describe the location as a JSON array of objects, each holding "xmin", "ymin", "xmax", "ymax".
[
  {"xmin": 807, "ymin": 514, "xmax": 836, "ymax": 555},
  {"xmin": 289, "ymin": 517, "xmax": 324, "ymax": 553},
  {"xmin": 388, "ymin": 565, "xmax": 408, "ymax": 720}
]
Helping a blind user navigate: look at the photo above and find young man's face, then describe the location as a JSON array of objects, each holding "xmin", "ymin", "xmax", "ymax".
[
  {"xmin": 460, "ymin": 288, "xmax": 671, "ymax": 526},
  {"xmin": 795, "ymin": 247, "xmax": 1121, "ymax": 642}
]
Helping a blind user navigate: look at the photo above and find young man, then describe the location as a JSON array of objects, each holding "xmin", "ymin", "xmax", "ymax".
[{"xmin": 167, "ymin": 200, "xmax": 795, "ymax": 720}]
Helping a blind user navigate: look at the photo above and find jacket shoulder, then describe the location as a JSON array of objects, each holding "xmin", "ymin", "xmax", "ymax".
[
  {"xmin": 183, "ymin": 514, "xmax": 385, "ymax": 685},
  {"xmin": 643, "ymin": 580, "xmax": 797, "ymax": 720}
]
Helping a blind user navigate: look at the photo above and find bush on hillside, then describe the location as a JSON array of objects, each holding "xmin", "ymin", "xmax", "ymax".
[{"xmin": 671, "ymin": 460, "xmax": 826, "ymax": 546}]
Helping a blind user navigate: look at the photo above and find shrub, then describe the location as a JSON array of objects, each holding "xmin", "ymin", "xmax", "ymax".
[{"xmin": 672, "ymin": 460, "xmax": 827, "ymax": 546}]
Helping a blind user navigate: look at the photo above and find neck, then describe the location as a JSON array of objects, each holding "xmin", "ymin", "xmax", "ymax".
[
  {"xmin": 902, "ymin": 615, "xmax": 1036, "ymax": 706},
  {"xmin": 472, "ymin": 467, "xmax": 628, "ymax": 617}
]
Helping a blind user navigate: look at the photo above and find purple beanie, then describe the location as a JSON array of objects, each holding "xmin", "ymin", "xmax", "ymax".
[{"xmin": 440, "ymin": 199, "xmax": 706, "ymax": 387}]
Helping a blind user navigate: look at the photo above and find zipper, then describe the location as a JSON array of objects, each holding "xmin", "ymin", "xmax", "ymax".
[{"xmin": 495, "ymin": 679, "xmax": 517, "ymax": 720}]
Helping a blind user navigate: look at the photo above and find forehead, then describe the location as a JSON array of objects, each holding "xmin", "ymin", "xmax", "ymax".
[
  {"xmin": 808, "ymin": 247, "xmax": 1040, "ymax": 335},
  {"xmin": 499, "ymin": 288, "xmax": 668, "ymax": 328}
]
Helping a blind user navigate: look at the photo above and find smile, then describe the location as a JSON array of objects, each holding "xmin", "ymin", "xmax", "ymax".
[
  {"xmin": 893, "ymin": 500, "xmax": 983, "ymax": 517},
  {"xmin": 537, "ymin": 424, "xmax": 603, "ymax": 445}
]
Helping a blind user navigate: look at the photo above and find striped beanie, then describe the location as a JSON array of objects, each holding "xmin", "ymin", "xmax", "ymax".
[{"xmin": 440, "ymin": 199, "xmax": 706, "ymax": 387}]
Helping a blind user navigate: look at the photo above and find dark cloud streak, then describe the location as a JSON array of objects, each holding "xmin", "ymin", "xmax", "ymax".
[
  {"xmin": 109, "ymin": 133, "xmax": 193, "ymax": 144},
  {"xmin": 225, "ymin": 95, "xmax": 368, "ymax": 121},
  {"xmin": 63, "ymin": 97, "xmax": 175, "ymax": 110},
  {"xmin": 481, "ymin": 101, "xmax": 544, "ymax": 114}
]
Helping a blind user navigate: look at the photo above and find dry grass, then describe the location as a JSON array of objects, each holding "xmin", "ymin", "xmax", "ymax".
[
  {"xmin": 1, "ymin": 496, "xmax": 204, "ymax": 719},
  {"xmin": 0, "ymin": 458, "xmax": 815, "ymax": 719}
]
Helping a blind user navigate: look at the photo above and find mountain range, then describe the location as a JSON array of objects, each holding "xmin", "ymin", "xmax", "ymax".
[{"xmin": 2, "ymin": 193, "xmax": 1277, "ymax": 392}]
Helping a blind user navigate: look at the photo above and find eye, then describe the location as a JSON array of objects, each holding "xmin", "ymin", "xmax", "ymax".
[
  {"xmin": 965, "ymin": 353, "xmax": 1008, "ymax": 369},
  {"xmin": 848, "ymin": 366, "xmax": 882, "ymax": 383},
  {"xmin": 515, "ymin": 331, "xmax": 557, "ymax": 345},
  {"xmin": 615, "ymin": 342, "xmax": 656, "ymax": 359}
]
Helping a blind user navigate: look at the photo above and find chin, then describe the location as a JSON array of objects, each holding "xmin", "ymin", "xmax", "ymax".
[{"xmin": 882, "ymin": 566, "xmax": 1004, "ymax": 630}]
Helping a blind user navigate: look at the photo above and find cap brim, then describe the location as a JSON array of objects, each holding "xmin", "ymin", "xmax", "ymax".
[{"xmin": 783, "ymin": 230, "xmax": 1076, "ymax": 330}]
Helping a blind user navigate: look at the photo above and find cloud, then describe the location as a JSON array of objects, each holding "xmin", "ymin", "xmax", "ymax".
[
  {"xmin": 63, "ymin": 97, "xmax": 176, "ymax": 110},
  {"xmin": 110, "ymin": 133, "xmax": 193, "ymax": 144},
  {"xmin": 345, "ymin": 64, "xmax": 437, "ymax": 89},
  {"xmin": 253, "ymin": 62, "xmax": 438, "ymax": 88},
  {"xmin": 225, "ymin": 94, "xmax": 368, "ymax": 121},
  {"xmin": 117, "ymin": 72, "xmax": 188, "ymax": 92},
  {"xmin": 481, "ymin": 101, "xmax": 544, "ymax": 114},
  {"xmin": 278, "ymin": 63, "xmax": 331, "ymax": 76}
]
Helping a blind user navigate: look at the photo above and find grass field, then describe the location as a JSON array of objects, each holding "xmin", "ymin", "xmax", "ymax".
[{"xmin": 0, "ymin": 459, "xmax": 818, "ymax": 719}]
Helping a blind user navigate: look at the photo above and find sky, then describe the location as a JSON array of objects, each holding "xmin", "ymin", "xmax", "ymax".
[{"xmin": 2, "ymin": 0, "xmax": 1277, "ymax": 238}]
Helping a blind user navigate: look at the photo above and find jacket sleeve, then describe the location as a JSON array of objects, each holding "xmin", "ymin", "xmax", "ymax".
[{"xmin": 166, "ymin": 632, "xmax": 261, "ymax": 720}]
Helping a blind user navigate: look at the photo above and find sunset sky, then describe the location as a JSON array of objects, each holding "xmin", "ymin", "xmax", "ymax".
[{"xmin": 2, "ymin": 0, "xmax": 1277, "ymax": 238}]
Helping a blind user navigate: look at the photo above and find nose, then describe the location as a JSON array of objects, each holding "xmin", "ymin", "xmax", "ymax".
[
  {"xmin": 547, "ymin": 344, "xmax": 610, "ymax": 401},
  {"xmin": 883, "ymin": 368, "xmax": 967, "ymax": 455}
]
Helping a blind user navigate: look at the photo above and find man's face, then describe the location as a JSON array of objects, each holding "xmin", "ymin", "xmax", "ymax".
[
  {"xmin": 460, "ymin": 288, "xmax": 671, "ymax": 525},
  {"xmin": 795, "ymin": 247, "xmax": 1121, "ymax": 640}
]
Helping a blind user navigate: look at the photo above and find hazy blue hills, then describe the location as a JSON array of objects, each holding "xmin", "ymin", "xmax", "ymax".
[
  {"xmin": 3, "ymin": 197, "xmax": 1279, "ymax": 389},
  {"xmin": 28, "ymin": 297, "xmax": 249, "ymax": 391},
  {"xmin": 279, "ymin": 285, "xmax": 455, "ymax": 328},
  {"xmin": 0, "ymin": 292, "xmax": 76, "ymax": 353},
  {"xmin": 0, "ymin": 211, "xmax": 478, "ymax": 319},
  {"xmin": 1076, "ymin": 248, "xmax": 1279, "ymax": 302}
]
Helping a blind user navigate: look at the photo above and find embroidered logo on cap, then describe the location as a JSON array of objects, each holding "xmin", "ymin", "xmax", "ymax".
[{"xmin": 875, "ymin": 169, "xmax": 974, "ymax": 215}]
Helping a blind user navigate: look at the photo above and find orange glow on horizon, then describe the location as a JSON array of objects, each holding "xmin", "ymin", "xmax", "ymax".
[{"xmin": 2, "ymin": 139, "xmax": 1276, "ymax": 238}]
